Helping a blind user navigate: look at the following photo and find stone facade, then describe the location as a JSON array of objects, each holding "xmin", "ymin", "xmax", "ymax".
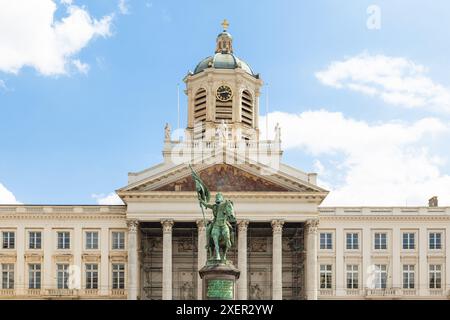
[{"xmin": 1, "ymin": 22, "xmax": 449, "ymax": 300}]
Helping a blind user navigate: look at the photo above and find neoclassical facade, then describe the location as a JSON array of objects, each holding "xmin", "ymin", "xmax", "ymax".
[{"xmin": 1, "ymin": 22, "xmax": 449, "ymax": 300}]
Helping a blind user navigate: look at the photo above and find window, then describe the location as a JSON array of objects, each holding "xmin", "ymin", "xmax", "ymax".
[
  {"xmin": 374, "ymin": 264, "xmax": 387, "ymax": 289},
  {"xmin": 29, "ymin": 231, "xmax": 42, "ymax": 249},
  {"xmin": 346, "ymin": 233, "xmax": 359, "ymax": 250},
  {"xmin": 85, "ymin": 264, "xmax": 98, "ymax": 289},
  {"xmin": 403, "ymin": 265, "xmax": 415, "ymax": 289},
  {"xmin": 85, "ymin": 231, "xmax": 99, "ymax": 250},
  {"xmin": 1, "ymin": 264, "xmax": 14, "ymax": 289},
  {"xmin": 429, "ymin": 264, "xmax": 442, "ymax": 289},
  {"xmin": 112, "ymin": 264, "xmax": 125, "ymax": 289},
  {"xmin": 374, "ymin": 233, "xmax": 387, "ymax": 250},
  {"xmin": 57, "ymin": 264, "xmax": 69, "ymax": 289},
  {"xmin": 2, "ymin": 231, "xmax": 15, "ymax": 249},
  {"xmin": 429, "ymin": 232, "xmax": 442, "ymax": 250},
  {"xmin": 320, "ymin": 264, "xmax": 333, "ymax": 289},
  {"xmin": 346, "ymin": 264, "xmax": 359, "ymax": 289},
  {"xmin": 319, "ymin": 233, "xmax": 333, "ymax": 250},
  {"xmin": 112, "ymin": 232, "xmax": 125, "ymax": 250},
  {"xmin": 402, "ymin": 233, "xmax": 415, "ymax": 250},
  {"xmin": 28, "ymin": 264, "xmax": 41, "ymax": 289},
  {"xmin": 57, "ymin": 232, "xmax": 70, "ymax": 249}
]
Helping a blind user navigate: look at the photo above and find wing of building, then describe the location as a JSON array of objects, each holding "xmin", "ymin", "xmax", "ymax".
[{"xmin": 1, "ymin": 22, "xmax": 449, "ymax": 300}]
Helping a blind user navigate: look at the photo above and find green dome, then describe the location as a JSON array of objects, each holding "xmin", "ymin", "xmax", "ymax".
[{"xmin": 193, "ymin": 53, "xmax": 255, "ymax": 76}]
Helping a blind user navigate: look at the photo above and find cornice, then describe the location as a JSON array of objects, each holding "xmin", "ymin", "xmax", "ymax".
[
  {"xmin": 319, "ymin": 215, "xmax": 450, "ymax": 222},
  {"xmin": 118, "ymin": 191, "xmax": 328, "ymax": 201}
]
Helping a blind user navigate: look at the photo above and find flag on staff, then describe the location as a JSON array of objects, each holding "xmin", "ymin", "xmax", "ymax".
[{"xmin": 189, "ymin": 164, "xmax": 210, "ymax": 204}]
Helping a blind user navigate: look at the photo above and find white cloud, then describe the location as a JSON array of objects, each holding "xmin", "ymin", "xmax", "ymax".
[
  {"xmin": 118, "ymin": 0, "xmax": 130, "ymax": 15},
  {"xmin": 92, "ymin": 192, "xmax": 124, "ymax": 205},
  {"xmin": 260, "ymin": 110, "xmax": 450, "ymax": 206},
  {"xmin": 0, "ymin": 79, "xmax": 7, "ymax": 91},
  {"xmin": 72, "ymin": 59, "xmax": 89, "ymax": 74},
  {"xmin": 0, "ymin": 0, "xmax": 113, "ymax": 76},
  {"xmin": 0, "ymin": 183, "xmax": 20, "ymax": 204},
  {"xmin": 316, "ymin": 53, "xmax": 450, "ymax": 113}
]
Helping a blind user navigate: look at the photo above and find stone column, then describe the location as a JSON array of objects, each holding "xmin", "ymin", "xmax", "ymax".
[
  {"xmin": 237, "ymin": 220, "xmax": 249, "ymax": 300},
  {"xmin": 161, "ymin": 220, "xmax": 174, "ymax": 300},
  {"xmin": 127, "ymin": 220, "xmax": 139, "ymax": 300},
  {"xmin": 305, "ymin": 219, "xmax": 319, "ymax": 300},
  {"xmin": 271, "ymin": 220, "xmax": 284, "ymax": 300},
  {"xmin": 196, "ymin": 219, "xmax": 207, "ymax": 300}
]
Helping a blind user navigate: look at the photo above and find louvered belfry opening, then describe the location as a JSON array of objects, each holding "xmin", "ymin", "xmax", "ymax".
[
  {"xmin": 193, "ymin": 88, "xmax": 207, "ymax": 139},
  {"xmin": 241, "ymin": 90, "xmax": 253, "ymax": 127},
  {"xmin": 215, "ymin": 96, "xmax": 233, "ymax": 122}
]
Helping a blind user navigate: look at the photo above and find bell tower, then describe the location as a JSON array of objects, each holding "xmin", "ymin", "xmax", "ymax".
[{"xmin": 183, "ymin": 20, "xmax": 263, "ymax": 142}]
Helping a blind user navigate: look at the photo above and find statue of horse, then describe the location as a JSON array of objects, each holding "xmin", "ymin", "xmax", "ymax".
[{"xmin": 202, "ymin": 193, "xmax": 236, "ymax": 261}]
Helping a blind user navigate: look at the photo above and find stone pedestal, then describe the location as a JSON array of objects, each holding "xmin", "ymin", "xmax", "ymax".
[{"xmin": 199, "ymin": 261, "xmax": 240, "ymax": 300}]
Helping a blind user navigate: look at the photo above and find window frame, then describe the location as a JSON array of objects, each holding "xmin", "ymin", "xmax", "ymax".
[
  {"xmin": 319, "ymin": 232, "xmax": 333, "ymax": 250},
  {"xmin": 2, "ymin": 231, "xmax": 15, "ymax": 249},
  {"xmin": 111, "ymin": 231, "xmax": 126, "ymax": 251},
  {"xmin": 402, "ymin": 232, "xmax": 416, "ymax": 250},
  {"xmin": 345, "ymin": 232, "xmax": 360, "ymax": 250},
  {"xmin": 429, "ymin": 264, "xmax": 442, "ymax": 289},
  {"xmin": 374, "ymin": 264, "xmax": 388, "ymax": 289},
  {"xmin": 85, "ymin": 231, "xmax": 99, "ymax": 250},
  {"xmin": 429, "ymin": 232, "xmax": 443, "ymax": 250},
  {"xmin": 28, "ymin": 231, "xmax": 42, "ymax": 250},
  {"xmin": 346, "ymin": 264, "xmax": 359, "ymax": 289},
  {"xmin": 56, "ymin": 231, "xmax": 71, "ymax": 250},
  {"xmin": 402, "ymin": 264, "xmax": 415, "ymax": 289},
  {"xmin": 112, "ymin": 263, "xmax": 125, "ymax": 289},
  {"xmin": 374, "ymin": 232, "xmax": 388, "ymax": 250},
  {"xmin": 85, "ymin": 263, "xmax": 99, "ymax": 290},
  {"xmin": 1, "ymin": 263, "xmax": 14, "ymax": 289},
  {"xmin": 28, "ymin": 263, "xmax": 41, "ymax": 289}
]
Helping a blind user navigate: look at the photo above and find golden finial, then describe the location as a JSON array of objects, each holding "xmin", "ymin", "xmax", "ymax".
[{"xmin": 221, "ymin": 19, "xmax": 229, "ymax": 31}]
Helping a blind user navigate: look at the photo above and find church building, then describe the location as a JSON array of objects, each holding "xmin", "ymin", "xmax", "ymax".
[{"xmin": 0, "ymin": 21, "xmax": 449, "ymax": 300}]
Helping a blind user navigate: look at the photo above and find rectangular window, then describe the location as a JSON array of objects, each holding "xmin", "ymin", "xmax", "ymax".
[
  {"xmin": 319, "ymin": 233, "xmax": 333, "ymax": 250},
  {"xmin": 319, "ymin": 264, "xmax": 333, "ymax": 289},
  {"xmin": 374, "ymin": 264, "xmax": 387, "ymax": 289},
  {"xmin": 402, "ymin": 233, "xmax": 415, "ymax": 250},
  {"xmin": 57, "ymin": 232, "xmax": 70, "ymax": 250},
  {"xmin": 85, "ymin": 264, "xmax": 98, "ymax": 289},
  {"xmin": 85, "ymin": 231, "xmax": 99, "ymax": 250},
  {"xmin": 2, "ymin": 231, "xmax": 15, "ymax": 249},
  {"xmin": 429, "ymin": 232, "xmax": 442, "ymax": 250},
  {"xmin": 346, "ymin": 233, "xmax": 359, "ymax": 250},
  {"xmin": 429, "ymin": 264, "xmax": 442, "ymax": 289},
  {"xmin": 112, "ymin": 263, "xmax": 125, "ymax": 289},
  {"xmin": 29, "ymin": 231, "xmax": 42, "ymax": 250},
  {"xmin": 28, "ymin": 264, "xmax": 41, "ymax": 289},
  {"xmin": 57, "ymin": 264, "xmax": 69, "ymax": 289},
  {"xmin": 112, "ymin": 232, "xmax": 125, "ymax": 250},
  {"xmin": 402, "ymin": 265, "xmax": 415, "ymax": 289},
  {"xmin": 1, "ymin": 264, "xmax": 14, "ymax": 289},
  {"xmin": 346, "ymin": 264, "xmax": 359, "ymax": 289},
  {"xmin": 374, "ymin": 233, "xmax": 387, "ymax": 250}
]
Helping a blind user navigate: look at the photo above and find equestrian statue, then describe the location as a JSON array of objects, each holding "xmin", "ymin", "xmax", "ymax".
[{"xmin": 190, "ymin": 165, "xmax": 236, "ymax": 262}]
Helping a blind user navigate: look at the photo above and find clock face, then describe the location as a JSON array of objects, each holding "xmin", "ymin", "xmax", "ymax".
[{"xmin": 216, "ymin": 85, "xmax": 233, "ymax": 102}]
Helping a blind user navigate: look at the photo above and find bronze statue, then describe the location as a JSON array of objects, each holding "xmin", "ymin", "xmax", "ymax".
[{"xmin": 190, "ymin": 165, "xmax": 236, "ymax": 261}]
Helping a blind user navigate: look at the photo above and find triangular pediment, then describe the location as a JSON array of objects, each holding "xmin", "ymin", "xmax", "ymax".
[
  {"xmin": 155, "ymin": 164, "xmax": 290, "ymax": 192},
  {"xmin": 119, "ymin": 160, "xmax": 327, "ymax": 194}
]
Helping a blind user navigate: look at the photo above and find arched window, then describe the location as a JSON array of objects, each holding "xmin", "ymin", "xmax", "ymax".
[
  {"xmin": 241, "ymin": 90, "xmax": 253, "ymax": 127},
  {"xmin": 193, "ymin": 88, "xmax": 207, "ymax": 139}
]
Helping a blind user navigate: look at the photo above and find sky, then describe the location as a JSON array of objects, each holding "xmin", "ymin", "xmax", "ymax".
[{"xmin": 1, "ymin": 0, "xmax": 450, "ymax": 206}]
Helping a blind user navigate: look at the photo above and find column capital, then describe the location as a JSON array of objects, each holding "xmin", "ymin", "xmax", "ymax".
[
  {"xmin": 305, "ymin": 219, "xmax": 319, "ymax": 234},
  {"xmin": 196, "ymin": 219, "xmax": 207, "ymax": 231},
  {"xmin": 237, "ymin": 220, "xmax": 249, "ymax": 232},
  {"xmin": 271, "ymin": 220, "xmax": 284, "ymax": 234},
  {"xmin": 161, "ymin": 219, "xmax": 174, "ymax": 233},
  {"xmin": 126, "ymin": 220, "xmax": 139, "ymax": 233}
]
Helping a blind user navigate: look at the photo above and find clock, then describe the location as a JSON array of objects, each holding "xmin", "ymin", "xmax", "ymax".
[{"xmin": 216, "ymin": 85, "xmax": 233, "ymax": 101}]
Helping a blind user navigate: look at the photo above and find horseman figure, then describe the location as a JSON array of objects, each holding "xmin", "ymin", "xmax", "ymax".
[{"xmin": 190, "ymin": 165, "xmax": 236, "ymax": 262}]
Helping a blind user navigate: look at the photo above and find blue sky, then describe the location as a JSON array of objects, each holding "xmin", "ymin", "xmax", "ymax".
[{"xmin": 1, "ymin": 0, "xmax": 450, "ymax": 206}]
